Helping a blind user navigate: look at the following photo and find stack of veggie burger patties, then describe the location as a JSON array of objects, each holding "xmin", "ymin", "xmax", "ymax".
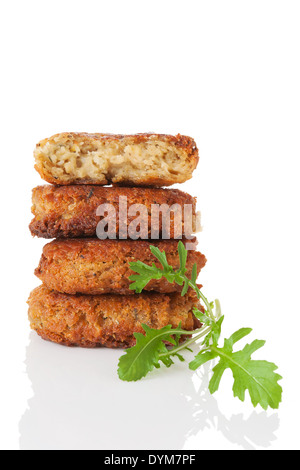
[{"xmin": 28, "ymin": 133, "xmax": 206, "ymax": 348}]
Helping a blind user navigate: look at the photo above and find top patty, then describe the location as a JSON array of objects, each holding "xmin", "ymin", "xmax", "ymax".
[{"xmin": 34, "ymin": 132, "xmax": 199, "ymax": 186}]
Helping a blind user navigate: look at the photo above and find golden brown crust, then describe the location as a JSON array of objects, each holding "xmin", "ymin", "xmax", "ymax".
[
  {"xmin": 27, "ymin": 285, "xmax": 202, "ymax": 348},
  {"xmin": 34, "ymin": 132, "xmax": 199, "ymax": 186},
  {"xmin": 29, "ymin": 185, "xmax": 197, "ymax": 239},
  {"xmin": 35, "ymin": 238, "xmax": 206, "ymax": 295}
]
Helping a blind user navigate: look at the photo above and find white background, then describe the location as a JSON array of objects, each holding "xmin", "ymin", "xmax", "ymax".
[{"xmin": 0, "ymin": 0, "xmax": 299, "ymax": 450}]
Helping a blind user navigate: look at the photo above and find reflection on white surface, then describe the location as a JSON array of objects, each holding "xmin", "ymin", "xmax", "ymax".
[{"xmin": 19, "ymin": 333, "xmax": 279, "ymax": 450}]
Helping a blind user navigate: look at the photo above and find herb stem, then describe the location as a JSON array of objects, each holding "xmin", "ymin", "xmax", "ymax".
[
  {"xmin": 190, "ymin": 283, "xmax": 214, "ymax": 320},
  {"xmin": 158, "ymin": 326, "xmax": 212, "ymax": 358},
  {"xmin": 175, "ymin": 270, "xmax": 215, "ymax": 321}
]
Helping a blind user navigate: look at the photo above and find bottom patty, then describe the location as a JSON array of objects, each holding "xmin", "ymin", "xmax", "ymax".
[{"xmin": 27, "ymin": 286, "xmax": 202, "ymax": 348}]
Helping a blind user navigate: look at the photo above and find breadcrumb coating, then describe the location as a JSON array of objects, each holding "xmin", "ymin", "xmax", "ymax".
[
  {"xmin": 29, "ymin": 185, "xmax": 198, "ymax": 239},
  {"xmin": 35, "ymin": 238, "xmax": 206, "ymax": 295}
]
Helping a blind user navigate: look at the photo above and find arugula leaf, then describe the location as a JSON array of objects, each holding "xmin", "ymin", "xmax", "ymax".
[
  {"xmin": 119, "ymin": 242, "xmax": 283, "ymax": 410},
  {"xmin": 178, "ymin": 241, "xmax": 188, "ymax": 273},
  {"xmin": 118, "ymin": 325, "xmax": 172, "ymax": 381},
  {"xmin": 118, "ymin": 324, "xmax": 197, "ymax": 381},
  {"xmin": 128, "ymin": 262, "xmax": 163, "ymax": 293},
  {"xmin": 191, "ymin": 263, "xmax": 198, "ymax": 284},
  {"xmin": 118, "ymin": 323, "xmax": 206, "ymax": 381},
  {"xmin": 190, "ymin": 328, "xmax": 282, "ymax": 409}
]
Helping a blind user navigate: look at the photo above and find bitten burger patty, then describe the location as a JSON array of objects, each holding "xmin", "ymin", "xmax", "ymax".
[
  {"xmin": 34, "ymin": 238, "xmax": 207, "ymax": 295},
  {"xmin": 34, "ymin": 132, "xmax": 199, "ymax": 186},
  {"xmin": 29, "ymin": 185, "xmax": 198, "ymax": 239},
  {"xmin": 27, "ymin": 286, "xmax": 202, "ymax": 348}
]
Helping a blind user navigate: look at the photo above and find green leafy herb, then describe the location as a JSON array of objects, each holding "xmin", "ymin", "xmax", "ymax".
[{"xmin": 118, "ymin": 242, "xmax": 282, "ymax": 410}]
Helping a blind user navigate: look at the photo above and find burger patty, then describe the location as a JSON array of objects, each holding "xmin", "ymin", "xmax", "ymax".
[
  {"xmin": 29, "ymin": 185, "xmax": 198, "ymax": 239},
  {"xmin": 34, "ymin": 132, "xmax": 199, "ymax": 187},
  {"xmin": 34, "ymin": 238, "xmax": 206, "ymax": 295},
  {"xmin": 27, "ymin": 285, "xmax": 202, "ymax": 348}
]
